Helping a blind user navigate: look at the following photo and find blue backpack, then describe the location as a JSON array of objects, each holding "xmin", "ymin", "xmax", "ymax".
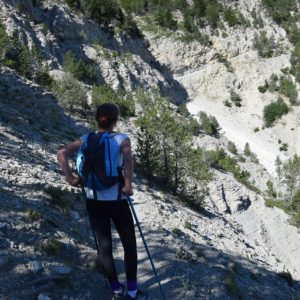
[{"xmin": 76, "ymin": 132, "xmax": 123, "ymax": 200}]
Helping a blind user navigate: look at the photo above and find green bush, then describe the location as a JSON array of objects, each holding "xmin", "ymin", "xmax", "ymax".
[
  {"xmin": 42, "ymin": 239, "xmax": 63, "ymax": 256},
  {"xmin": 44, "ymin": 185, "xmax": 71, "ymax": 211},
  {"xmin": 217, "ymin": 53, "xmax": 233, "ymax": 72},
  {"xmin": 183, "ymin": 8, "xmax": 196, "ymax": 33},
  {"xmin": 227, "ymin": 141, "xmax": 238, "ymax": 155},
  {"xmin": 268, "ymin": 74, "xmax": 279, "ymax": 92},
  {"xmin": 187, "ymin": 117, "xmax": 201, "ymax": 136},
  {"xmin": 121, "ymin": 17, "xmax": 143, "ymax": 38},
  {"xmin": 0, "ymin": 25, "xmax": 52, "ymax": 87},
  {"xmin": 266, "ymin": 180, "xmax": 277, "ymax": 198},
  {"xmin": 263, "ymin": 97, "xmax": 289, "ymax": 127},
  {"xmin": 279, "ymin": 143, "xmax": 288, "ymax": 151},
  {"xmin": 63, "ymin": 50, "xmax": 97, "ymax": 84},
  {"xmin": 205, "ymin": 1, "xmax": 220, "ymax": 28},
  {"xmin": 198, "ymin": 111, "xmax": 220, "ymax": 136},
  {"xmin": 224, "ymin": 8, "xmax": 239, "ymax": 27},
  {"xmin": 52, "ymin": 74, "xmax": 88, "ymax": 112},
  {"xmin": 177, "ymin": 103, "xmax": 190, "ymax": 117},
  {"xmin": 155, "ymin": 7, "xmax": 177, "ymax": 30},
  {"xmin": 193, "ymin": 0, "xmax": 207, "ymax": 19},
  {"xmin": 262, "ymin": 0, "xmax": 295, "ymax": 24},
  {"xmin": 291, "ymin": 189, "xmax": 300, "ymax": 212},
  {"xmin": 83, "ymin": 0, "xmax": 122, "ymax": 26},
  {"xmin": 205, "ymin": 148, "xmax": 254, "ymax": 189},
  {"xmin": 258, "ymin": 80, "xmax": 269, "ymax": 93},
  {"xmin": 230, "ymin": 90, "xmax": 242, "ymax": 107},
  {"xmin": 265, "ymin": 198, "xmax": 275, "ymax": 207},
  {"xmin": 120, "ymin": 0, "xmax": 145, "ymax": 14},
  {"xmin": 253, "ymin": 31, "xmax": 276, "ymax": 58},
  {"xmin": 243, "ymin": 142, "xmax": 251, "ymax": 156},
  {"xmin": 92, "ymin": 84, "xmax": 135, "ymax": 117},
  {"xmin": 279, "ymin": 76, "xmax": 298, "ymax": 105}
]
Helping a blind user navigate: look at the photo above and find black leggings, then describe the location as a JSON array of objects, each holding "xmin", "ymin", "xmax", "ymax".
[{"xmin": 86, "ymin": 199, "xmax": 137, "ymax": 283}]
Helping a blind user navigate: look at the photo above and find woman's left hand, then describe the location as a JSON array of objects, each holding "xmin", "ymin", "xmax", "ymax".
[{"xmin": 122, "ymin": 184, "xmax": 133, "ymax": 196}]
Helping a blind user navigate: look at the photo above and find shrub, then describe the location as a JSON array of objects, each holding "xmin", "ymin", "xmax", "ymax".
[
  {"xmin": 155, "ymin": 7, "xmax": 177, "ymax": 30},
  {"xmin": 278, "ymin": 271, "xmax": 294, "ymax": 286},
  {"xmin": 291, "ymin": 189, "xmax": 300, "ymax": 212},
  {"xmin": 265, "ymin": 198, "xmax": 276, "ymax": 207},
  {"xmin": 227, "ymin": 141, "xmax": 238, "ymax": 155},
  {"xmin": 193, "ymin": 0, "xmax": 207, "ymax": 19},
  {"xmin": 266, "ymin": 180, "xmax": 277, "ymax": 198},
  {"xmin": 263, "ymin": 98, "xmax": 289, "ymax": 127},
  {"xmin": 268, "ymin": 74, "xmax": 279, "ymax": 92},
  {"xmin": 184, "ymin": 220, "xmax": 192, "ymax": 230},
  {"xmin": 92, "ymin": 84, "xmax": 135, "ymax": 117},
  {"xmin": 177, "ymin": 103, "xmax": 190, "ymax": 117},
  {"xmin": 83, "ymin": 0, "xmax": 122, "ymax": 26},
  {"xmin": 42, "ymin": 239, "xmax": 63, "ymax": 256},
  {"xmin": 258, "ymin": 80, "xmax": 269, "ymax": 93},
  {"xmin": 52, "ymin": 74, "xmax": 88, "ymax": 112},
  {"xmin": 230, "ymin": 90, "xmax": 242, "ymax": 106},
  {"xmin": 205, "ymin": 1, "xmax": 220, "ymax": 28},
  {"xmin": 63, "ymin": 50, "xmax": 97, "ymax": 84},
  {"xmin": 187, "ymin": 117, "xmax": 201, "ymax": 136},
  {"xmin": 224, "ymin": 100, "xmax": 232, "ymax": 107},
  {"xmin": 198, "ymin": 111, "xmax": 220, "ymax": 136},
  {"xmin": 279, "ymin": 143, "xmax": 288, "ymax": 151},
  {"xmin": 183, "ymin": 8, "xmax": 196, "ymax": 33},
  {"xmin": 224, "ymin": 273, "xmax": 239, "ymax": 298},
  {"xmin": 279, "ymin": 76, "xmax": 298, "ymax": 105},
  {"xmin": 44, "ymin": 185, "xmax": 71, "ymax": 211},
  {"xmin": 251, "ymin": 9, "xmax": 264, "ymax": 28},
  {"xmin": 224, "ymin": 8, "xmax": 239, "ymax": 27},
  {"xmin": 262, "ymin": 0, "xmax": 295, "ymax": 24},
  {"xmin": 205, "ymin": 148, "xmax": 254, "ymax": 189},
  {"xmin": 65, "ymin": 0, "xmax": 81, "ymax": 9},
  {"xmin": 121, "ymin": 17, "xmax": 143, "ymax": 38},
  {"xmin": 0, "ymin": 26, "xmax": 53, "ymax": 87},
  {"xmin": 217, "ymin": 53, "xmax": 233, "ymax": 72},
  {"xmin": 253, "ymin": 31, "xmax": 276, "ymax": 58},
  {"xmin": 243, "ymin": 142, "xmax": 251, "ymax": 156},
  {"xmin": 26, "ymin": 209, "xmax": 41, "ymax": 221}
]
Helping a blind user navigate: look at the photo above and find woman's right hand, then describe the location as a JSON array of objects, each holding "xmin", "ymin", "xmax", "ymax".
[
  {"xmin": 67, "ymin": 175, "xmax": 81, "ymax": 187},
  {"xmin": 122, "ymin": 184, "xmax": 133, "ymax": 196}
]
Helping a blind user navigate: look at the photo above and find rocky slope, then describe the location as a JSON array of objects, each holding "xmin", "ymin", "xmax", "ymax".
[{"xmin": 1, "ymin": 67, "xmax": 300, "ymax": 300}]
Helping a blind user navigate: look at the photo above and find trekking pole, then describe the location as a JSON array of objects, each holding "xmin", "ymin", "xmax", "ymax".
[
  {"xmin": 127, "ymin": 196, "xmax": 166, "ymax": 300},
  {"xmin": 81, "ymin": 185, "xmax": 109, "ymax": 289}
]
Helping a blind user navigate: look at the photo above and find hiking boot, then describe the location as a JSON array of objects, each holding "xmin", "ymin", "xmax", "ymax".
[
  {"xmin": 111, "ymin": 285, "xmax": 125, "ymax": 300},
  {"xmin": 124, "ymin": 289, "xmax": 150, "ymax": 300}
]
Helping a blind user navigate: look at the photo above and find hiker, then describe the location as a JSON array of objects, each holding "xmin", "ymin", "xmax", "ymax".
[{"xmin": 57, "ymin": 103, "xmax": 144, "ymax": 300}]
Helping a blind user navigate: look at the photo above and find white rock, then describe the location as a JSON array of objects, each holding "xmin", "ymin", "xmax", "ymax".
[
  {"xmin": 0, "ymin": 255, "xmax": 9, "ymax": 268},
  {"xmin": 29, "ymin": 260, "xmax": 42, "ymax": 273},
  {"xmin": 51, "ymin": 265, "xmax": 72, "ymax": 274},
  {"xmin": 38, "ymin": 294, "xmax": 51, "ymax": 300},
  {"xmin": 69, "ymin": 210, "xmax": 80, "ymax": 220}
]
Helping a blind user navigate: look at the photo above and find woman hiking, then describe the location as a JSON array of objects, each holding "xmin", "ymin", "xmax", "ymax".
[{"xmin": 57, "ymin": 103, "xmax": 147, "ymax": 300}]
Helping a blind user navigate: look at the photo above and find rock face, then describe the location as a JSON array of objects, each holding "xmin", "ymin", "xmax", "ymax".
[{"xmin": 0, "ymin": 0, "xmax": 187, "ymax": 102}]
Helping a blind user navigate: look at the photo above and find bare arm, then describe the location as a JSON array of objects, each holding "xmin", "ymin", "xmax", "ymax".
[
  {"xmin": 57, "ymin": 139, "xmax": 82, "ymax": 186},
  {"xmin": 122, "ymin": 138, "xmax": 134, "ymax": 195}
]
